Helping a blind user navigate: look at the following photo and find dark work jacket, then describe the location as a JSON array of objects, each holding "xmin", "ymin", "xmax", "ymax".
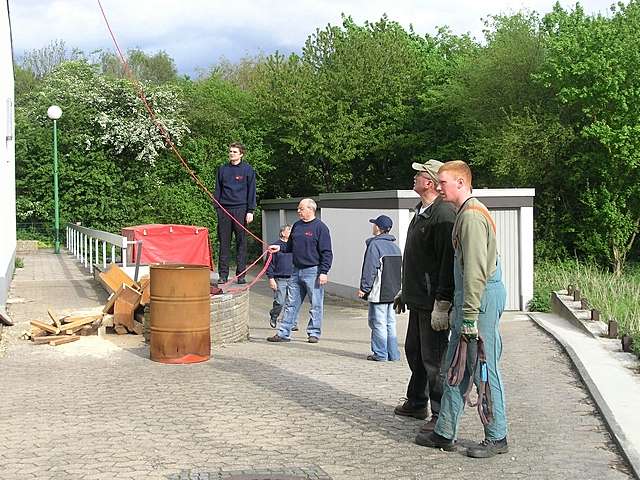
[
  {"xmin": 266, "ymin": 239, "xmax": 293, "ymax": 279},
  {"xmin": 402, "ymin": 197, "xmax": 455, "ymax": 311}
]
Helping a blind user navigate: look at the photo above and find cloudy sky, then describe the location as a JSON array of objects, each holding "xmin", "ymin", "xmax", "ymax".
[{"xmin": 9, "ymin": 0, "xmax": 613, "ymax": 76}]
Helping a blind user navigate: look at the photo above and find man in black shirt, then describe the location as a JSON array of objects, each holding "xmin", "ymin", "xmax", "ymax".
[{"xmin": 214, "ymin": 142, "xmax": 257, "ymax": 284}]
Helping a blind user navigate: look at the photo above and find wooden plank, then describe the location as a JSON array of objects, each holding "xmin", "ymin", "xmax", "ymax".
[
  {"xmin": 138, "ymin": 277, "xmax": 151, "ymax": 306},
  {"xmin": 103, "ymin": 292, "xmax": 117, "ymax": 314},
  {"xmin": 49, "ymin": 335, "xmax": 80, "ymax": 346},
  {"xmin": 98, "ymin": 264, "xmax": 138, "ymax": 294},
  {"xmin": 48, "ymin": 308, "xmax": 62, "ymax": 330},
  {"xmin": 63, "ymin": 316, "xmax": 102, "ymax": 333},
  {"xmin": 33, "ymin": 335, "xmax": 71, "ymax": 344},
  {"xmin": 113, "ymin": 325, "xmax": 128, "ymax": 335},
  {"xmin": 113, "ymin": 284, "xmax": 141, "ymax": 332},
  {"xmin": 30, "ymin": 320, "xmax": 59, "ymax": 335}
]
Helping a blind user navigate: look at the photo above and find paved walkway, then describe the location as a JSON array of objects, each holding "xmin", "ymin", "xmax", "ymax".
[{"xmin": 0, "ymin": 251, "xmax": 634, "ymax": 479}]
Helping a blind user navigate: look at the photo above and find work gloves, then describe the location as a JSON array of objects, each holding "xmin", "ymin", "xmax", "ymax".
[
  {"xmin": 431, "ymin": 299, "xmax": 451, "ymax": 331},
  {"xmin": 461, "ymin": 319, "xmax": 478, "ymax": 341},
  {"xmin": 393, "ymin": 292, "xmax": 406, "ymax": 314}
]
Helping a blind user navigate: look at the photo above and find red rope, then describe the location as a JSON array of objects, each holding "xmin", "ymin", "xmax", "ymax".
[{"xmin": 96, "ymin": 0, "xmax": 271, "ymax": 290}]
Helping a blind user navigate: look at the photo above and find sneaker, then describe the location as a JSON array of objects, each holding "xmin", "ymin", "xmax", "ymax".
[
  {"xmin": 308, "ymin": 336, "xmax": 319, "ymax": 344},
  {"xmin": 266, "ymin": 334, "xmax": 290, "ymax": 343},
  {"xmin": 419, "ymin": 414, "xmax": 439, "ymax": 433},
  {"xmin": 269, "ymin": 317, "xmax": 277, "ymax": 329},
  {"xmin": 466, "ymin": 437, "xmax": 509, "ymax": 458},
  {"xmin": 414, "ymin": 431, "xmax": 456, "ymax": 451},
  {"xmin": 291, "ymin": 326, "xmax": 299, "ymax": 331},
  {"xmin": 394, "ymin": 400, "xmax": 428, "ymax": 420},
  {"xmin": 366, "ymin": 354, "xmax": 385, "ymax": 361}
]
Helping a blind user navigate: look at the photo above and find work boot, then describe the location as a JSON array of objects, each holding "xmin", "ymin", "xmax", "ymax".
[
  {"xmin": 466, "ymin": 437, "xmax": 509, "ymax": 458},
  {"xmin": 419, "ymin": 414, "xmax": 438, "ymax": 433},
  {"xmin": 414, "ymin": 431, "xmax": 456, "ymax": 451},
  {"xmin": 394, "ymin": 400, "xmax": 428, "ymax": 420}
]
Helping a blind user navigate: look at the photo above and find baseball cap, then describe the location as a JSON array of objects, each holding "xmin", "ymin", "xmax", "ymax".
[
  {"xmin": 369, "ymin": 215, "xmax": 393, "ymax": 231},
  {"xmin": 412, "ymin": 159, "xmax": 443, "ymax": 183}
]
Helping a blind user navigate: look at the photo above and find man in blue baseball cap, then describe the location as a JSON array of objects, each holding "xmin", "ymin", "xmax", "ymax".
[{"xmin": 357, "ymin": 215, "xmax": 402, "ymax": 361}]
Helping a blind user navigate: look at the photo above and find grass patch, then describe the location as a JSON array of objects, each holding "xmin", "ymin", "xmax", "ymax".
[{"xmin": 531, "ymin": 259, "xmax": 640, "ymax": 357}]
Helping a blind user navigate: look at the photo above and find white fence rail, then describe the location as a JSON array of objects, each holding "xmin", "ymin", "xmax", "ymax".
[{"xmin": 65, "ymin": 223, "xmax": 133, "ymax": 274}]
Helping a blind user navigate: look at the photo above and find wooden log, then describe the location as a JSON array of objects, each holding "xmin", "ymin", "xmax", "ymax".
[
  {"xmin": 30, "ymin": 320, "xmax": 59, "ymax": 335},
  {"xmin": 49, "ymin": 335, "xmax": 80, "ymax": 346}
]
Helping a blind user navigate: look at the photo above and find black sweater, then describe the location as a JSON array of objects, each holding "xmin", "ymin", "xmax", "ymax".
[{"xmin": 214, "ymin": 161, "xmax": 256, "ymax": 211}]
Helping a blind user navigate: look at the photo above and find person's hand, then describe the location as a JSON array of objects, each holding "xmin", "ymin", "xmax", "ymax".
[
  {"xmin": 431, "ymin": 299, "xmax": 451, "ymax": 331},
  {"xmin": 268, "ymin": 245, "xmax": 281, "ymax": 254},
  {"xmin": 357, "ymin": 289, "xmax": 366, "ymax": 298},
  {"xmin": 246, "ymin": 212, "xmax": 254, "ymax": 224},
  {"xmin": 268, "ymin": 278, "xmax": 277, "ymax": 291},
  {"xmin": 461, "ymin": 319, "xmax": 478, "ymax": 341},
  {"xmin": 393, "ymin": 292, "xmax": 405, "ymax": 314},
  {"xmin": 318, "ymin": 273, "xmax": 328, "ymax": 285}
]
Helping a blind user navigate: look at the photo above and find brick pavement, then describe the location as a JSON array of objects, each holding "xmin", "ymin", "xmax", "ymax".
[{"xmin": 0, "ymin": 251, "xmax": 633, "ymax": 479}]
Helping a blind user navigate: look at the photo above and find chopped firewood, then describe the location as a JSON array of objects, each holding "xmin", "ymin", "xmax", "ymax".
[
  {"xmin": 48, "ymin": 308, "xmax": 62, "ymax": 329},
  {"xmin": 76, "ymin": 325, "xmax": 97, "ymax": 336},
  {"xmin": 98, "ymin": 264, "xmax": 138, "ymax": 294},
  {"xmin": 33, "ymin": 335, "xmax": 71, "ymax": 344},
  {"xmin": 31, "ymin": 326, "xmax": 47, "ymax": 338},
  {"xmin": 114, "ymin": 325, "xmax": 128, "ymax": 335},
  {"xmin": 30, "ymin": 320, "xmax": 59, "ymax": 335},
  {"xmin": 49, "ymin": 335, "xmax": 80, "ymax": 346}
]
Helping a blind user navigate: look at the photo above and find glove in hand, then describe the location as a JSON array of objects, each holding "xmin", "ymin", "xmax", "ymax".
[
  {"xmin": 393, "ymin": 292, "xmax": 406, "ymax": 314},
  {"xmin": 431, "ymin": 300, "xmax": 451, "ymax": 331},
  {"xmin": 461, "ymin": 319, "xmax": 478, "ymax": 341}
]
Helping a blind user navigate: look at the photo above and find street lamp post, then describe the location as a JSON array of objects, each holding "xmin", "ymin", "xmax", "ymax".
[{"xmin": 47, "ymin": 105, "xmax": 62, "ymax": 254}]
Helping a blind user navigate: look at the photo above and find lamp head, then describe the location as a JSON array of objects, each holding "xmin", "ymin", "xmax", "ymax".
[{"xmin": 47, "ymin": 105, "xmax": 62, "ymax": 120}]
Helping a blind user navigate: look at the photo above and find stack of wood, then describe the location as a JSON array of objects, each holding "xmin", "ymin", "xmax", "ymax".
[
  {"xmin": 24, "ymin": 307, "xmax": 104, "ymax": 346},
  {"xmin": 99, "ymin": 264, "xmax": 150, "ymax": 335}
]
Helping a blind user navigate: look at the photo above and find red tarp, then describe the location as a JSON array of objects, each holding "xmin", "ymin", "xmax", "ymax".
[{"xmin": 122, "ymin": 224, "xmax": 213, "ymax": 269}]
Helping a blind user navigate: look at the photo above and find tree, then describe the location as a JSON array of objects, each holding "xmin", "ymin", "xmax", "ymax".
[
  {"xmin": 538, "ymin": 1, "xmax": 640, "ymax": 272},
  {"xmin": 19, "ymin": 39, "xmax": 83, "ymax": 79},
  {"xmin": 99, "ymin": 48, "xmax": 178, "ymax": 84}
]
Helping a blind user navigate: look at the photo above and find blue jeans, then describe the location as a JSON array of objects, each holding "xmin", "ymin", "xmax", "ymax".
[
  {"xmin": 368, "ymin": 303, "xmax": 400, "ymax": 361},
  {"xmin": 277, "ymin": 266, "xmax": 324, "ymax": 338},
  {"xmin": 269, "ymin": 277, "xmax": 290, "ymax": 321},
  {"xmin": 435, "ymin": 258, "xmax": 508, "ymax": 441}
]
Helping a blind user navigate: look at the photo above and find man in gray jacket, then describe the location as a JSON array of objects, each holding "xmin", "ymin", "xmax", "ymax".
[
  {"xmin": 357, "ymin": 215, "xmax": 402, "ymax": 361},
  {"xmin": 393, "ymin": 160, "xmax": 456, "ymax": 432}
]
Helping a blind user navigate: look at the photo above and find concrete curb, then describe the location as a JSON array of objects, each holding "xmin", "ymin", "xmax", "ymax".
[{"xmin": 530, "ymin": 312, "xmax": 640, "ymax": 480}]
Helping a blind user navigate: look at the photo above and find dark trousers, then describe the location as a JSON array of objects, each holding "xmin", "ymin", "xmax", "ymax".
[
  {"xmin": 404, "ymin": 308, "xmax": 449, "ymax": 415},
  {"xmin": 216, "ymin": 206, "xmax": 247, "ymax": 279}
]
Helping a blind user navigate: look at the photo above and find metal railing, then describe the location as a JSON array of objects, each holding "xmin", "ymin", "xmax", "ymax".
[{"xmin": 65, "ymin": 223, "xmax": 134, "ymax": 274}]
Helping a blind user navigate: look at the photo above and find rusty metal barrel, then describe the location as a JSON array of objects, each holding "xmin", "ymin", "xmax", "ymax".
[{"xmin": 149, "ymin": 264, "xmax": 211, "ymax": 364}]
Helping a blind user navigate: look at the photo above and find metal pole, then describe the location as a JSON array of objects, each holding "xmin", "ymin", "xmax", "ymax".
[{"xmin": 53, "ymin": 119, "xmax": 60, "ymax": 254}]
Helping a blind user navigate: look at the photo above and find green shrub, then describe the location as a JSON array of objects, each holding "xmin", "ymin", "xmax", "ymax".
[{"xmin": 15, "ymin": 257, "xmax": 24, "ymax": 269}]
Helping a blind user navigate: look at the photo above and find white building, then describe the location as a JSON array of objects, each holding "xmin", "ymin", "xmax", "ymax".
[
  {"xmin": 1, "ymin": 0, "xmax": 16, "ymax": 305},
  {"xmin": 262, "ymin": 189, "xmax": 534, "ymax": 311}
]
